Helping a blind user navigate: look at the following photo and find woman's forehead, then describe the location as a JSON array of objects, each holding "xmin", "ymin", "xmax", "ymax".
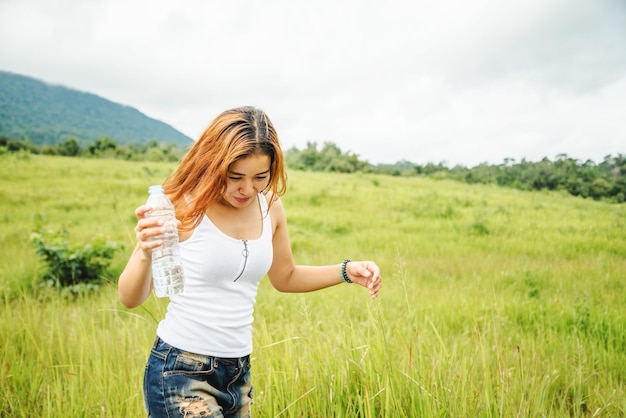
[{"xmin": 229, "ymin": 154, "xmax": 271, "ymax": 174}]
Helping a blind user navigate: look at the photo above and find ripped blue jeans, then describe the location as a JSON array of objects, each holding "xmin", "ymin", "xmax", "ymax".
[{"xmin": 143, "ymin": 337, "xmax": 253, "ymax": 418}]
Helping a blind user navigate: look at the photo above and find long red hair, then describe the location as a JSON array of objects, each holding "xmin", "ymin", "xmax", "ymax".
[{"xmin": 163, "ymin": 106, "xmax": 287, "ymax": 229}]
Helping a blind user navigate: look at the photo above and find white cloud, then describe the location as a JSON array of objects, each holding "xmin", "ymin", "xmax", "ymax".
[{"xmin": 1, "ymin": 0, "xmax": 624, "ymax": 166}]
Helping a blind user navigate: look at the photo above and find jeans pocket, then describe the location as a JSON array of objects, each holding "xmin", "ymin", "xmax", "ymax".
[{"xmin": 163, "ymin": 351, "xmax": 216, "ymax": 377}]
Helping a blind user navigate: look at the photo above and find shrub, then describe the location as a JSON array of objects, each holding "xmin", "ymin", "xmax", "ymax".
[{"xmin": 30, "ymin": 227, "xmax": 120, "ymax": 292}]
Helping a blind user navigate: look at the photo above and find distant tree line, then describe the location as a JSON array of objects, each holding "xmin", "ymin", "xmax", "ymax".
[
  {"xmin": 0, "ymin": 135, "xmax": 186, "ymax": 162},
  {"xmin": 435, "ymin": 155, "xmax": 626, "ymax": 203},
  {"xmin": 285, "ymin": 141, "xmax": 370, "ymax": 173},
  {"xmin": 2, "ymin": 136, "xmax": 624, "ymax": 202},
  {"xmin": 286, "ymin": 142, "xmax": 626, "ymax": 203}
]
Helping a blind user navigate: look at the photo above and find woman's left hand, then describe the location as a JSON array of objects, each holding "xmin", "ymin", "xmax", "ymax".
[{"xmin": 346, "ymin": 261, "xmax": 382, "ymax": 299}]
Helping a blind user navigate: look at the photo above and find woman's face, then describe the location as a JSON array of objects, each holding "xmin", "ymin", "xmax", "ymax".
[{"xmin": 223, "ymin": 154, "xmax": 271, "ymax": 209}]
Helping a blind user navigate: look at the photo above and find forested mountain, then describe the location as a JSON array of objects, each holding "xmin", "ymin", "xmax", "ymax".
[{"xmin": 0, "ymin": 70, "xmax": 192, "ymax": 147}]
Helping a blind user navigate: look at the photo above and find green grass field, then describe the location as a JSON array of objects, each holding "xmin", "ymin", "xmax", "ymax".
[{"xmin": 1, "ymin": 153, "xmax": 625, "ymax": 417}]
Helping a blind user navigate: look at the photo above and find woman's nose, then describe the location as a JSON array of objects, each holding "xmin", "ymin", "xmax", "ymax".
[{"xmin": 239, "ymin": 180, "xmax": 255, "ymax": 195}]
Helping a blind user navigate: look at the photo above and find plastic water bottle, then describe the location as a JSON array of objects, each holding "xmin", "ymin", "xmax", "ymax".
[{"xmin": 145, "ymin": 185, "xmax": 185, "ymax": 297}]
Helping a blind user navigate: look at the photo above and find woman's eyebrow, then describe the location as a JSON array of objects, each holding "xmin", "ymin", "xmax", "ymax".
[{"xmin": 229, "ymin": 169, "xmax": 271, "ymax": 176}]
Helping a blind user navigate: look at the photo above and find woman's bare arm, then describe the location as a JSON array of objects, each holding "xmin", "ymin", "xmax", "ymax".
[{"xmin": 266, "ymin": 197, "xmax": 381, "ymax": 298}]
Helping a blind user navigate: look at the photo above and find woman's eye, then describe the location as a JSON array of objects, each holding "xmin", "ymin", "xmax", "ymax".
[
  {"xmin": 255, "ymin": 176, "xmax": 268, "ymax": 181},
  {"xmin": 229, "ymin": 177, "xmax": 242, "ymax": 181}
]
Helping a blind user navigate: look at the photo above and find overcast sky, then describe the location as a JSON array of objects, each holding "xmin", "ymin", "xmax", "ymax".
[{"xmin": 1, "ymin": 0, "xmax": 625, "ymax": 167}]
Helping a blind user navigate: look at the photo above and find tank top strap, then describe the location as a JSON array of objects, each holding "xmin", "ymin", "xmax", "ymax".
[{"xmin": 258, "ymin": 192, "xmax": 269, "ymax": 216}]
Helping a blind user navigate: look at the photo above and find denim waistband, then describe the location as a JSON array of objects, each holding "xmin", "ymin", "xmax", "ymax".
[{"xmin": 152, "ymin": 336, "xmax": 250, "ymax": 365}]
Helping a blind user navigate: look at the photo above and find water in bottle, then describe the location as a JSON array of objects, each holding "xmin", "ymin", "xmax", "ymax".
[{"xmin": 145, "ymin": 185, "xmax": 185, "ymax": 297}]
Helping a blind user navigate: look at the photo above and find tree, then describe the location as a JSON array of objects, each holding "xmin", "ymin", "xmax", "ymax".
[
  {"xmin": 87, "ymin": 137, "xmax": 118, "ymax": 157},
  {"xmin": 285, "ymin": 141, "xmax": 369, "ymax": 173},
  {"xmin": 56, "ymin": 137, "xmax": 80, "ymax": 156}
]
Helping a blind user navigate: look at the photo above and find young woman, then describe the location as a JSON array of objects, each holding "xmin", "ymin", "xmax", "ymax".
[{"xmin": 118, "ymin": 106, "xmax": 382, "ymax": 417}]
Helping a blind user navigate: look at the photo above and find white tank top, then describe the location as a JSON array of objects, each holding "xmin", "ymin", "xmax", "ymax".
[{"xmin": 156, "ymin": 193, "xmax": 273, "ymax": 357}]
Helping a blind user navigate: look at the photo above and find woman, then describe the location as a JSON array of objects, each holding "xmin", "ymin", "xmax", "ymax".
[{"xmin": 118, "ymin": 106, "xmax": 382, "ymax": 417}]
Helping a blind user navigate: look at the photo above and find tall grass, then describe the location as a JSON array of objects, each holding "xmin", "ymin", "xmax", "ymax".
[{"xmin": 1, "ymin": 153, "xmax": 624, "ymax": 417}]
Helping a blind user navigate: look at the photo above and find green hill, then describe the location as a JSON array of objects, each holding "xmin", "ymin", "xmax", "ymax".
[{"xmin": 0, "ymin": 70, "xmax": 193, "ymax": 148}]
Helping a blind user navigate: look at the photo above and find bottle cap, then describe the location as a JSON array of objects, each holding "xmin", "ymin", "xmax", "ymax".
[{"xmin": 149, "ymin": 185, "xmax": 164, "ymax": 195}]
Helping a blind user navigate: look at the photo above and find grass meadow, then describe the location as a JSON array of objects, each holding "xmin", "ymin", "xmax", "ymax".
[{"xmin": 1, "ymin": 153, "xmax": 625, "ymax": 417}]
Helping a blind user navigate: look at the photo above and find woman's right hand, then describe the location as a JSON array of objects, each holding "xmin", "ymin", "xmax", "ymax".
[
  {"xmin": 134, "ymin": 205, "xmax": 182, "ymax": 258},
  {"xmin": 119, "ymin": 204, "xmax": 173, "ymax": 308},
  {"xmin": 134, "ymin": 205, "xmax": 166, "ymax": 258}
]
